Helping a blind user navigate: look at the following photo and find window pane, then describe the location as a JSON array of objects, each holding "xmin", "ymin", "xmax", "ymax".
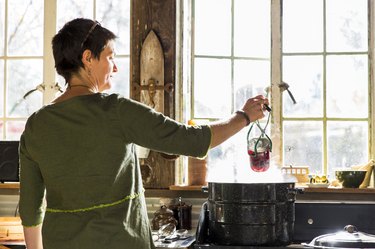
[
  {"xmin": 234, "ymin": 0, "xmax": 270, "ymax": 58},
  {"xmin": 107, "ymin": 57, "xmax": 129, "ymax": 97},
  {"xmin": 326, "ymin": 55, "xmax": 368, "ymax": 118},
  {"xmin": 0, "ymin": 0, "xmax": 4, "ymax": 56},
  {"xmin": 195, "ymin": 0, "xmax": 231, "ymax": 56},
  {"xmin": 0, "ymin": 60, "xmax": 3, "ymax": 116},
  {"xmin": 234, "ymin": 59, "xmax": 270, "ymax": 111},
  {"xmin": 326, "ymin": 0, "xmax": 367, "ymax": 52},
  {"xmin": 327, "ymin": 121, "xmax": 368, "ymax": 177},
  {"xmin": 283, "ymin": 121, "xmax": 323, "ymax": 174},
  {"xmin": 7, "ymin": 59, "xmax": 43, "ymax": 117},
  {"xmin": 194, "ymin": 58, "xmax": 231, "ymax": 118},
  {"xmin": 283, "ymin": 55, "xmax": 323, "ymax": 117},
  {"xmin": 6, "ymin": 121, "xmax": 26, "ymax": 140},
  {"xmin": 7, "ymin": 0, "xmax": 43, "ymax": 56},
  {"xmin": 57, "ymin": 0, "xmax": 93, "ymax": 29},
  {"xmin": 97, "ymin": 0, "xmax": 130, "ymax": 55},
  {"xmin": 283, "ymin": 0, "xmax": 323, "ymax": 53}
]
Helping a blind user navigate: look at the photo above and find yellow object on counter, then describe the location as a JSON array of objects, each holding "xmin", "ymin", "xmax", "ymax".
[
  {"xmin": 188, "ymin": 120, "xmax": 196, "ymax": 126},
  {"xmin": 309, "ymin": 174, "xmax": 329, "ymax": 184}
]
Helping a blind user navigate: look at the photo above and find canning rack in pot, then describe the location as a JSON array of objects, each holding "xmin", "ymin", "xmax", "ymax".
[{"xmin": 247, "ymin": 109, "xmax": 272, "ymax": 172}]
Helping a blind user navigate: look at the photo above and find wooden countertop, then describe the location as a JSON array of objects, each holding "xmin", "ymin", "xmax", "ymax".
[
  {"xmin": 169, "ymin": 184, "xmax": 375, "ymax": 193},
  {"xmin": 301, "ymin": 186, "xmax": 375, "ymax": 193},
  {"xmin": 4, "ymin": 182, "xmax": 375, "ymax": 194},
  {"xmin": 0, "ymin": 183, "xmax": 19, "ymax": 189},
  {"xmin": 3, "ymin": 182, "xmax": 375, "ymax": 193},
  {"xmin": 148, "ymin": 184, "xmax": 375, "ymax": 202},
  {"xmin": 169, "ymin": 183, "xmax": 375, "ymax": 194},
  {"xmin": 0, "ymin": 217, "xmax": 24, "ymax": 246},
  {"xmin": 3, "ymin": 182, "xmax": 375, "ymax": 201}
]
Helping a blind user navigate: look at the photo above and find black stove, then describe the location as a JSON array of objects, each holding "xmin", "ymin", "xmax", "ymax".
[{"xmin": 193, "ymin": 201, "xmax": 375, "ymax": 249}]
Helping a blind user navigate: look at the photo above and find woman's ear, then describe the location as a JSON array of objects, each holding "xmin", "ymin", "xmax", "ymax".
[{"xmin": 82, "ymin": 49, "xmax": 92, "ymax": 66}]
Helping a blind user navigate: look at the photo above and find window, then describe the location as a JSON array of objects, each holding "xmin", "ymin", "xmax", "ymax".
[
  {"xmin": 186, "ymin": 0, "xmax": 373, "ymax": 180},
  {"xmin": 0, "ymin": 0, "xmax": 130, "ymax": 140},
  {"xmin": 183, "ymin": 0, "xmax": 271, "ymax": 182},
  {"xmin": 282, "ymin": 0, "xmax": 369, "ymax": 177},
  {"xmin": 0, "ymin": 0, "xmax": 44, "ymax": 140}
]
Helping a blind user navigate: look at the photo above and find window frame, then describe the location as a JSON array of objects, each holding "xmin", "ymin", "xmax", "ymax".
[
  {"xmin": 182, "ymin": 0, "xmax": 375, "ymax": 176},
  {"xmin": 0, "ymin": 0, "xmax": 47, "ymax": 140},
  {"xmin": 370, "ymin": 0, "xmax": 375, "ymax": 171},
  {"xmin": 279, "ymin": 0, "xmax": 373, "ymax": 175},
  {"xmin": 0, "ymin": 0, "xmax": 130, "ymax": 140}
]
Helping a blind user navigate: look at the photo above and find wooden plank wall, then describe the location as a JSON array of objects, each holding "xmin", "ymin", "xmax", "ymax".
[{"xmin": 130, "ymin": 0, "xmax": 177, "ymax": 189}]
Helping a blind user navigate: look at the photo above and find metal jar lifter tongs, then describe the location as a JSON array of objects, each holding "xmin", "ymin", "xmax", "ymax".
[
  {"xmin": 279, "ymin": 82, "xmax": 297, "ymax": 104},
  {"xmin": 265, "ymin": 81, "xmax": 297, "ymax": 105}
]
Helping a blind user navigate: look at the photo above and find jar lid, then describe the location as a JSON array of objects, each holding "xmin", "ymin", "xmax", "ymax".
[
  {"xmin": 154, "ymin": 205, "xmax": 174, "ymax": 216},
  {"xmin": 248, "ymin": 137, "xmax": 271, "ymax": 152},
  {"xmin": 302, "ymin": 225, "xmax": 375, "ymax": 248}
]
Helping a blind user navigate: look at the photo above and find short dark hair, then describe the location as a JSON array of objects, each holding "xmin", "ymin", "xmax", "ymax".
[{"xmin": 52, "ymin": 18, "xmax": 117, "ymax": 83}]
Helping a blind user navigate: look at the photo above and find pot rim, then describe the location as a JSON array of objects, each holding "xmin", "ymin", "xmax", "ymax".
[{"xmin": 208, "ymin": 181, "xmax": 296, "ymax": 184}]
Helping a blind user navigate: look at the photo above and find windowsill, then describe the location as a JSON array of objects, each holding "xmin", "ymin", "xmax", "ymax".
[
  {"xmin": 145, "ymin": 184, "xmax": 375, "ymax": 202},
  {"xmin": 0, "ymin": 183, "xmax": 20, "ymax": 189},
  {"xmin": 2, "ymin": 182, "xmax": 375, "ymax": 202}
]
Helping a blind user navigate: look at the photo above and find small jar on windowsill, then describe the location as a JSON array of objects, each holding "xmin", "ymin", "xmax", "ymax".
[
  {"xmin": 188, "ymin": 157, "xmax": 207, "ymax": 186},
  {"xmin": 187, "ymin": 119, "xmax": 208, "ymax": 187}
]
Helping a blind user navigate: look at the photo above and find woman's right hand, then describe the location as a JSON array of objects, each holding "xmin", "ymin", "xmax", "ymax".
[
  {"xmin": 240, "ymin": 95, "xmax": 269, "ymax": 123},
  {"xmin": 208, "ymin": 95, "xmax": 270, "ymax": 149}
]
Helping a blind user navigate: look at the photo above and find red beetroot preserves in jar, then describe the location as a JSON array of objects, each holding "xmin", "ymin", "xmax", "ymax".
[
  {"xmin": 248, "ymin": 149, "xmax": 270, "ymax": 172},
  {"xmin": 247, "ymin": 137, "xmax": 271, "ymax": 172}
]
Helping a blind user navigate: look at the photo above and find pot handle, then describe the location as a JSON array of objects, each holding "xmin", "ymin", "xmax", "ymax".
[
  {"xmin": 295, "ymin": 187, "xmax": 305, "ymax": 194},
  {"xmin": 201, "ymin": 186, "xmax": 209, "ymax": 193},
  {"xmin": 287, "ymin": 187, "xmax": 304, "ymax": 200},
  {"xmin": 195, "ymin": 201, "xmax": 209, "ymax": 244},
  {"xmin": 344, "ymin": 225, "xmax": 358, "ymax": 233}
]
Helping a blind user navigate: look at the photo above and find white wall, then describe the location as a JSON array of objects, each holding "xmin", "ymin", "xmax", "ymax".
[{"xmin": 0, "ymin": 194, "xmax": 19, "ymax": 217}]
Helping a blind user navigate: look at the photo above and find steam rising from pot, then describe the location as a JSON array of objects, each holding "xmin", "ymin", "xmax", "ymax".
[{"xmin": 207, "ymin": 160, "xmax": 297, "ymax": 184}]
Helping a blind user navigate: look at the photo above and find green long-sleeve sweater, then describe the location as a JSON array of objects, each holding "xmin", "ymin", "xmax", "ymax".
[{"xmin": 19, "ymin": 93, "xmax": 211, "ymax": 249}]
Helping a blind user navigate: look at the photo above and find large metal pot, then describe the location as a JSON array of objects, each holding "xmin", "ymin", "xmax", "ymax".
[{"xmin": 206, "ymin": 181, "xmax": 297, "ymax": 246}]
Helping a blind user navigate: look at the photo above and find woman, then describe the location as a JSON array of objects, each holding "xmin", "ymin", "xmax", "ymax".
[{"xmin": 19, "ymin": 18, "xmax": 269, "ymax": 249}]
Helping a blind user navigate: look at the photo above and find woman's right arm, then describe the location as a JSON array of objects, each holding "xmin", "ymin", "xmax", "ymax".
[
  {"xmin": 209, "ymin": 95, "xmax": 269, "ymax": 149},
  {"xmin": 23, "ymin": 225, "xmax": 43, "ymax": 249},
  {"xmin": 116, "ymin": 94, "xmax": 268, "ymax": 157}
]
